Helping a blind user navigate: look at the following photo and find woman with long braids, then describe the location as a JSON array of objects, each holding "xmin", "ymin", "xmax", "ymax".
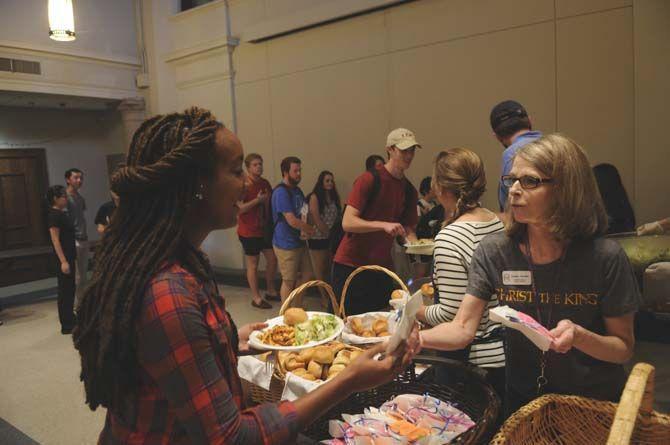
[
  {"xmin": 74, "ymin": 107, "xmax": 418, "ymax": 444},
  {"xmin": 418, "ymin": 135, "xmax": 639, "ymax": 418},
  {"xmin": 415, "ymin": 148, "xmax": 505, "ymax": 402}
]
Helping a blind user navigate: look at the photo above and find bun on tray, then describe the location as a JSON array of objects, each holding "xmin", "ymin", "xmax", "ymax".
[
  {"xmin": 372, "ymin": 319, "xmax": 388, "ymax": 335},
  {"xmin": 284, "ymin": 308, "xmax": 308, "ymax": 326},
  {"xmin": 312, "ymin": 346, "xmax": 335, "ymax": 364}
]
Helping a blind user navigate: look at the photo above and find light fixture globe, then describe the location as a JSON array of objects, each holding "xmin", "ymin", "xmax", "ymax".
[{"xmin": 48, "ymin": 0, "xmax": 76, "ymax": 42}]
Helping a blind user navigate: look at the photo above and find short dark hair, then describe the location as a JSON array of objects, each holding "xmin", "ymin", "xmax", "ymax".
[
  {"xmin": 280, "ymin": 156, "xmax": 301, "ymax": 175},
  {"xmin": 490, "ymin": 100, "xmax": 531, "ymax": 138},
  {"xmin": 65, "ymin": 168, "xmax": 83, "ymax": 179},
  {"xmin": 244, "ymin": 153, "xmax": 262, "ymax": 168},
  {"xmin": 365, "ymin": 155, "xmax": 385, "ymax": 171},
  {"xmin": 46, "ymin": 185, "xmax": 67, "ymax": 205},
  {"xmin": 419, "ymin": 176, "xmax": 432, "ymax": 196}
]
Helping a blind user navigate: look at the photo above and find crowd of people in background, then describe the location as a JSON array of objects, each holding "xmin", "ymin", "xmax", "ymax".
[{"xmin": 39, "ymin": 99, "xmax": 669, "ymax": 337}]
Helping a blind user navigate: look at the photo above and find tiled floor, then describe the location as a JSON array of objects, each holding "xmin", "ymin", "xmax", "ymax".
[{"xmin": 0, "ymin": 285, "xmax": 669, "ymax": 444}]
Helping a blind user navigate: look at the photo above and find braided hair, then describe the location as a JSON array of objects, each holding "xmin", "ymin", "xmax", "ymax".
[
  {"xmin": 73, "ymin": 107, "xmax": 223, "ymax": 411},
  {"xmin": 432, "ymin": 148, "xmax": 487, "ymax": 225}
]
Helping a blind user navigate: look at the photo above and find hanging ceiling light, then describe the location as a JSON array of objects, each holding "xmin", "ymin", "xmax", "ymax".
[{"xmin": 48, "ymin": 0, "xmax": 76, "ymax": 42}]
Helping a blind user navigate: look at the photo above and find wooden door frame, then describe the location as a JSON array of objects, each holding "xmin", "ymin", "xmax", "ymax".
[{"xmin": 0, "ymin": 148, "xmax": 49, "ymax": 250}]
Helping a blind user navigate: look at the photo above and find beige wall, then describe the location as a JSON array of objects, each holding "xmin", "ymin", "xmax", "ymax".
[
  {"xmin": 142, "ymin": 0, "xmax": 669, "ymax": 268},
  {"xmin": 634, "ymin": 0, "xmax": 670, "ymax": 228}
]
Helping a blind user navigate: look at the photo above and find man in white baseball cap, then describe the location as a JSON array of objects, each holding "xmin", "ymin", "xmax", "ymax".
[{"xmin": 332, "ymin": 127, "xmax": 421, "ymax": 315}]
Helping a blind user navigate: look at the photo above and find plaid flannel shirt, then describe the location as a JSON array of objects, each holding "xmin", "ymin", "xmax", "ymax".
[{"xmin": 98, "ymin": 263, "xmax": 299, "ymax": 444}]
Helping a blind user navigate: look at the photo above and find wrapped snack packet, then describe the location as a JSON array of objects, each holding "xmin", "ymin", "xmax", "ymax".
[{"xmin": 489, "ymin": 305, "xmax": 554, "ymax": 351}]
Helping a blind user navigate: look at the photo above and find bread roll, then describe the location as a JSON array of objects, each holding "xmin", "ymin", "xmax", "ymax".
[
  {"xmin": 286, "ymin": 358, "xmax": 306, "ymax": 371},
  {"xmin": 378, "ymin": 331, "xmax": 390, "ymax": 337},
  {"xmin": 298, "ymin": 348, "xmax": 314, "ymax": 363},
  {"xmin": 421, "ymin": 283, "xmax": 434, "ymax": 297},
  {"xmin": 391, "ymin": 289, "xmax": 405, "ymax": 300},
  {"xmin": 312, "ymin": 346, "xmax": 334, "ymax": 364},
  {"xmin": 350, "ymin": 350, "xmax": 363, "ymax": 362},
  {"xmin": 333, "ymin": 355, "xmax": 350, "ymax": 366},
  {"xmin": 372, "ymin": 318, "xmax": 388, "ymax": 335},
  {"xmin": 336, "ymin": 349, "xmax": 351, "ymax": 360},
  {"xmin": 328, "ymin": 363, "xmax": 346, "ymax": 379},
  {"xmin": 350, "ymin": 317, "xmax": 364, "ymax": 335},
  {"xmin": 330, "ymin": 342, "xmax": 347, "ymax": 355},
  {"xmin": 307, "ymin": 360, "xmax": 323, "ymax": 379},
  {"xmin": 284, "ymin": 308, "xmax": 308, "ymax": 326},
  {"xmin": 292, "ymin": 368, "xmax": 316, "ymax": 381},
  {"xmin": 361, "ymin": 330, "xmax": 375, "ymax": 337}
]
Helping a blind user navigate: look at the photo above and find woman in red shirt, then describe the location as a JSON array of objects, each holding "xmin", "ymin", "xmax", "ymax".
[{"xmin": 74, "ymin": 108, "xmax": 418, "ymax": 444}]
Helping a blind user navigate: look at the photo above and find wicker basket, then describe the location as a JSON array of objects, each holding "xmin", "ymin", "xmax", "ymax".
[
  {"xmin": 248, "ymin": 280, "xmax": 340, "ymax": 404},
  {"xmin": 491, "ymin": 363, "xmax": 670, "ymax": 445},
  {"xmin": 339, "ymin": 264, "xmax": 409, "ymax": 318},
  {"xmin": 302, "ymin": 355, "xmax": 500, "ymax": 444}
]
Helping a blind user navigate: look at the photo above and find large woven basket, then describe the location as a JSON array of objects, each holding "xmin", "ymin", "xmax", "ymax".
[
  {"xmin": 302, "ymin": 355, "xmax": 500, "ymax": 444},
  {"xmin": 248, "ymin": 280, "xmax": 340, "ymax": 404},
  {"xmin": 491, "ymin": 363, "xmax": 670, "ymax": 444},
  {"xmin": 339, "ymin": 264, "xmax": 409, "ymax": 318}
]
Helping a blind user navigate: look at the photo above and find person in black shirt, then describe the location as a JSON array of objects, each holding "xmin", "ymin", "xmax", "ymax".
[
  {"xmin": 47, "ymin": 185, "xmax": 77, "ymax": 334},
  {"xmin": 592, "ymin": 163, "xmax": 636, "ymax": 234},
  {"xmin": 95, "ymin": 191, "xmax": 119, "ymax": 234}
]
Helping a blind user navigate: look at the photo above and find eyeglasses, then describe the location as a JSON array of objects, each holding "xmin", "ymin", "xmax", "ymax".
[{"xmin": 501, "ymin": 175, "xmax": 554, "ymax": 190}]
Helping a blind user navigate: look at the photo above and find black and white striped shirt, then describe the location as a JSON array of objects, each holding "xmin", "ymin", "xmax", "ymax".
[{"xmin": 425, "ymin": 218, "xmax": 506, "ymax": 368}]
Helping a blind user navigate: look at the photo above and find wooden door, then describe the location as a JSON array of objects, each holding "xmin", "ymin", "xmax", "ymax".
[{"xmin": 0, "ymin": 149, "xmax": 49, "ymax": 250}]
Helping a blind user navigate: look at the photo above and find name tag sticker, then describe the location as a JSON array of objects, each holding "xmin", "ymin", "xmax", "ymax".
[{"xmin": 502, "ymin": 270, "xmax": 532, "ymax": 286}]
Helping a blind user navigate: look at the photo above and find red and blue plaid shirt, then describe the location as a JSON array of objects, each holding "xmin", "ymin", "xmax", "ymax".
[{"xmin": 98, "ymin": 263, "xmax": 299, "ymax": 444}]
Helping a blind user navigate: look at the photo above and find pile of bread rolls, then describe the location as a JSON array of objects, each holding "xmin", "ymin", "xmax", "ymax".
[
  {"xmin": 349, "ymin": 315, "xmax": 389, "ymax": 338},
  {"xmin": 278, "ymin": 341, "xmax": 362, "ymax": 382}
]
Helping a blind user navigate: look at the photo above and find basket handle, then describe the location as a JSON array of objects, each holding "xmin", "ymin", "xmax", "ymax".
[
  {"xmin": 606, "ymin": 362, "xmax": 655, "ymax": 445},
  {"xmin": 278, "ymin": 280, "xmax": 340, "ymax": 316},
  {"xmin": 338, "ymin": 265, "xmax": 409, "ymax": 318}
]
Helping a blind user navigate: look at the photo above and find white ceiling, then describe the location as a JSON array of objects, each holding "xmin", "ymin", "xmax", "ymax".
[{"xmin": 0, "ymin": 90, "xmax": 120, "ymax": 111}]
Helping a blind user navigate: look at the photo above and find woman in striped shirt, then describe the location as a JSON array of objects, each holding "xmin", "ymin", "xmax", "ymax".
[{"xmin": 416, "ymin": 148, "xmax": 506, "ymax": 399}]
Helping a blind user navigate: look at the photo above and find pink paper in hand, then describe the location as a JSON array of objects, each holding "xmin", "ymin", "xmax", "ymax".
[{"xmin": 512, "ymin": 311, "xmax": 553, "ymax": 337}]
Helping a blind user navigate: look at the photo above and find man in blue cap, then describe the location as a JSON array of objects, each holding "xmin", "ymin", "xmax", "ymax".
[{"xmin": 490, "ymin": 100, "xmax": 542, "ymax": 211}]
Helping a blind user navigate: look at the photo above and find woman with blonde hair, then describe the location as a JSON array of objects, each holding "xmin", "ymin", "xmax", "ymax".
[
  {"xmin": 417, "ymin": 148, "xmax": 506, "ymax": 399},
  {"xmin": 418, "ymin": 134, "xmax": 640, "ymax": 417}
]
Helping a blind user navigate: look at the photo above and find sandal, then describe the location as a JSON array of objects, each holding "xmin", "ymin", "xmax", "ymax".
[
  {"xmin": 265, "ymin": 293, "xmax": 281, "ymax": 302},
  {"xmin": 252, "ymin": 299, "xmax": 272, "ymax": 309}
]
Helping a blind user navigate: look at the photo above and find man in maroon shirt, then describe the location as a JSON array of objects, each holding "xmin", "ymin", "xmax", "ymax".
[
  {"xmin": 333, "ymin": 128, "xmax": 420, "ymax": 315},
  {"xmin": 237, "ymin": 153, "xmax": 280, "ymax": 308}
]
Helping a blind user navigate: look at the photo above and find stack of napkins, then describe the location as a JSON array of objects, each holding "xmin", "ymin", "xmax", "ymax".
[{"xmin": 489, "ymin": 306, "xmax": 554, "ymax": 351}]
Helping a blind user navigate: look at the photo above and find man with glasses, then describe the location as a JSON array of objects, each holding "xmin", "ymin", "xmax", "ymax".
[{"xmin": 490, "ymin": 100, "xmax": 542, "ymax": 211}]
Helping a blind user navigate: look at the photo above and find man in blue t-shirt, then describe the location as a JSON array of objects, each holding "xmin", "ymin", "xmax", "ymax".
[
  {"xmin": 271, "ymin": 156, "xmax": 316, "ymax": 302},
  {"xmin": 490, "ymin": 100, "xmax": 542, "ymax": 211}
]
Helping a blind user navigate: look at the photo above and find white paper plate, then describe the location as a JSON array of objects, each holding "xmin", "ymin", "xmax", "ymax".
[
  {"xmin": 341, "ymin": 311, "xmax": 398, "ymax": 345},
  {"xmin": 404, "ymin": 241, "xmax": 435, "ymax": 255},
  {"xmin": 248, "ymin": 311, "xmax": 344, "ymax": 352}
]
